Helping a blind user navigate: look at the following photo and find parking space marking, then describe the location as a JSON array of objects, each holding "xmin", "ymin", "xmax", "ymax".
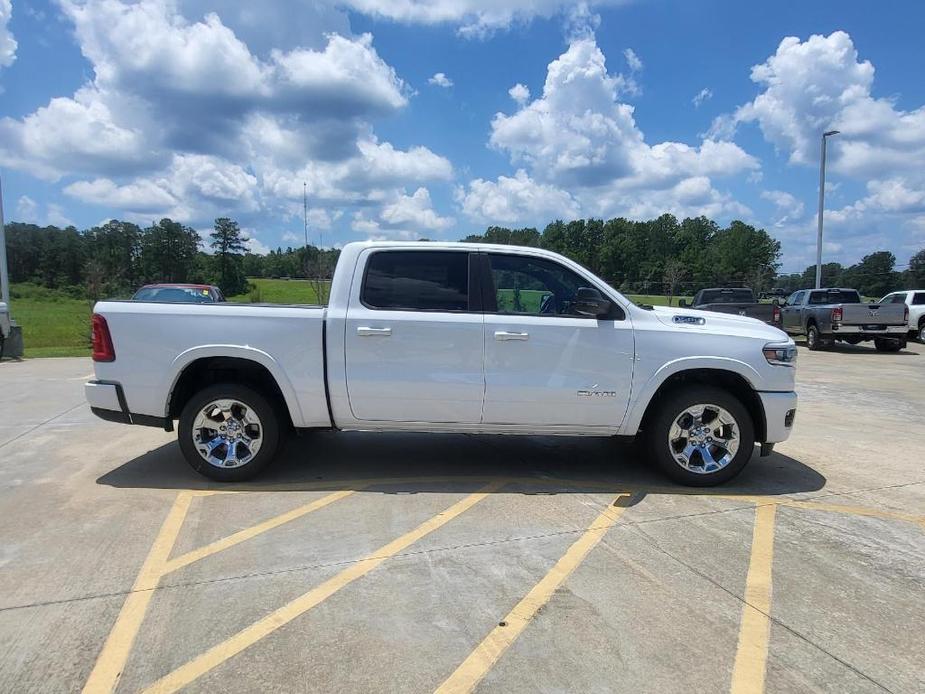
[
  {"xmin": 83, "ymin": 492, "xmax": 193, "ymax": 694},
  {"xmin": 141, "ymin": 480, "xmax": 505, "ymax": 694},
  {"xmin": 161, "ymin": 489, "xmax": 358, "ymax": 574},
  {"xmin": 730, "ymin": 503, "xmax": 777, "ymax": 694},
  {"xmin": 434, "ymin": 494, "xmax": 629, "ymax": 694}
]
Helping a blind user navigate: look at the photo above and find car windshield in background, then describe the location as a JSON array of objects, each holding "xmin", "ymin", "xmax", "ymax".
[
  {"xmin": 132, "ymin": 287, "xmax": 217, "ymax": 303},
  {"xmin": 808, "ymin": 290, "xmax": 861, "ymax": 305},
  {"xmin": 699, "ymin": 289, "xmax": 755, "ymax": 304}
]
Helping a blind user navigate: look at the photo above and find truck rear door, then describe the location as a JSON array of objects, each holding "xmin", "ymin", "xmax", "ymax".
[{"xmin": 343, "ymin": 249, "xmax": 485, "ymax": 423}]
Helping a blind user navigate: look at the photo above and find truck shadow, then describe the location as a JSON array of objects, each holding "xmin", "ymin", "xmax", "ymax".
[
  {"xmin": 97, "ymin": 431, "xmax": 826, "ymax": 498},
  {"xmin": 796, "ymin": 340, "xmax": 920, "ymax": 356}
]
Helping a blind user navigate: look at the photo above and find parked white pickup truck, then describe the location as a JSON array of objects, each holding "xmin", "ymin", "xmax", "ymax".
[{"xmin": 86, "ymin": 242, "xmax": 798, "ymax": 486}]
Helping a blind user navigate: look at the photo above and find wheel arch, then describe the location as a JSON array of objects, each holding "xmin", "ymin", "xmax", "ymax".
[
  {"xmin": 627, "ymin": 364, "xmax": 766, "ymax": 443},
  {"xmin": 166, "ymin": 347, "xmax": 301, "ymax": 427}
]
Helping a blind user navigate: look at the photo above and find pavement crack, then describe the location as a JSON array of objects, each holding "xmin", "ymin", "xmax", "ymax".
[{"xmin": 0, "ymin": 401, "xmax": 87, "ymax": 450}]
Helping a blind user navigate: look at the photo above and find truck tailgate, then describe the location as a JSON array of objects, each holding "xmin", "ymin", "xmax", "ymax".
[
  {"xmin": 839, "ymin": 303, "xmax": 906, "ymax": 327},
  {"xmin": 90, "ymin": 301, "xmax": 330, "ymax": 428},
  {"xmin": 695, "ymin": 303, "xmax": 778, "ymax": 325}
]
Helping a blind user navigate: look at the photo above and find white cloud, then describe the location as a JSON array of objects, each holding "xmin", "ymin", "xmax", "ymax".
[
  {"xmin": 0, "ymin": 0, "xmax": 15, "ymax": 69},
  {"xmin": 508, "ymin": 83, "xmax": 530, "ymax": 105},
  {"xmin": 428, "ymin": 72, "xmax": 453, "ymax": 88},
  {"xmin": 14, "ymin": 195, "xmax": 38, "ymax": 222},
  {"xmin": 623, "ymin": 47, "xmax": 642, "ymax": 72},
  {"xmin": 692, "ymin": 87, "xmax": 712, "ymax": 108},
  {"xmin": 1, "ymin": 0, "xmax": 454, "ymax": 236},
  {"xmin": 46, "ymin": 203, "xmax": 75, "ymax": 228},
  {"xmin": 470, "ymin": 36, "xmax": 756, "ymax": 224},
  {"xmin": 342, "ymin": 0, "xmax": 623, "ymax": 39},
  {"xmin": 711, "ymin": 31, "xmax": 925, "ymax": 264},
  {"xmin": 457, "ymin": 169, "xmax": 580, "ymax": 223},
  {"xmin": 761, "ymin": 189, "xmax": 805, "ymax": 226},
  {"xmin": 380, "ymin": 187, "xmax": 454, "ymax": 230}
]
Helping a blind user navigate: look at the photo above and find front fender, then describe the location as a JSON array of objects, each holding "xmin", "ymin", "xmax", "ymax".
[
  {"xmin": 165, "ymin": 345, "xmax": 305, "ymax": 425},
  {"xmin": 621, "ymin": 356, "xmax": 761, "ymax": 434}
]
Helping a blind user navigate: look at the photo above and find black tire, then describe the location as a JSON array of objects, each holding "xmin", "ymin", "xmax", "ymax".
[
  {"xmin": 178, "ymin": 383, "xmax": 281, "ymax": 482},
  {"xmin": 874, "ymin": 338, "xmax": 903, "ymax": 353},
  {"xmin": 918, "ymin": 319, "xmax": 925, "ymax": 344},
  {"xmin": 806, "ymin": 323, "xmax": 822, "ymax": 351},
  {"xmin": 646, "ymin": 385, "xmax": 756, "ymax": 487}
]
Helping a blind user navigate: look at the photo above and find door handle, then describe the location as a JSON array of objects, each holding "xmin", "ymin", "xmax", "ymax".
[
  {"xmin": 494, "ymin": 331, "xmax": 529, "ymax": 341},
  {"xmin": 357, "ymin": 326, "xmax": 392, "ymax": 337}
]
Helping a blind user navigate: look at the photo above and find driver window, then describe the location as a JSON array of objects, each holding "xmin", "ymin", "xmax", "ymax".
[{"xmin": 488, "ymin": 253, "xmax": 590, "ymax": 316}]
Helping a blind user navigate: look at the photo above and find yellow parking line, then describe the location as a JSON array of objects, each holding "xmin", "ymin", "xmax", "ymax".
[
  {"xmin": 161, "ymin": 489, "xmax": 358, "ymax": 575},
  {"xmin": 434, "ymin": 494, "xmax": 629, "ymax": 694},
  {"xmin": 83, "ymin": 492, "xmax": 193, "ymax": 694},
  {"xmin": 142, "ymin": 481, "xmax": 505, "ymax": 694},
  {"xmin": 777, "ymin": 499, "xmax": 925, "ymax": 526},
  {"xmin": 730, "ymin": 503, "xmax": 777, "ymax": 694}
]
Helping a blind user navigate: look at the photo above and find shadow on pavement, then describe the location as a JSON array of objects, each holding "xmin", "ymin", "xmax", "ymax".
[{"xmin": 97, "ymin": 430, "xmax": 826, "ymax": 498}]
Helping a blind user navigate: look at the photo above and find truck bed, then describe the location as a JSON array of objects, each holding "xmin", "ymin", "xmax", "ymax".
[{"xmin": 89, "ymin": 301, "xmax": 331, "ymax": 428}]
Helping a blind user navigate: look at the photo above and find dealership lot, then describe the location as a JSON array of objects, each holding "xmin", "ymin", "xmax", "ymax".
[{"xmin": 0, "ymin": 344, "xmax": 923, "ymax": 693}]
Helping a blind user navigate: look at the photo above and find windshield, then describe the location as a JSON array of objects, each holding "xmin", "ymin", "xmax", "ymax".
[{"xmin": 132, "ymin": 287, "xmax": 217, "ymax": 303}]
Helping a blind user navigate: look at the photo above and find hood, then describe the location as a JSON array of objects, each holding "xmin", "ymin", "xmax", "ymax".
[{"xmin": 650, "ymin": 305, "xmax": 789, "ymax": 341}]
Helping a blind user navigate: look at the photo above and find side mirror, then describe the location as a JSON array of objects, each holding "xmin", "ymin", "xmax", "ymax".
[
  {"xmin": 678, "ymin": 298, "xmax": 688, "ymax": 308},
  {"xmin": 574, "ymin": 287, "xmax": 612, "ymax": 318},
  {"xmin": 772, "ymin": 298, "xmax": 780, "ymax": 306}
]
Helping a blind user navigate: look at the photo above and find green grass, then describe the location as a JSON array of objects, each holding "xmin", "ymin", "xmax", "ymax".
[
  {"xmin": 228, "ymin": 278, "xmax": 329, "ymax": 304},
  {"xmin": 7, "ymin": 283, "xmax": 92, "ymax": 358}
]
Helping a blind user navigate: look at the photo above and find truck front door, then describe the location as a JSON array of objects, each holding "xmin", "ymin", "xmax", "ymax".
[
  {"xmin": 480, "ymin": 252, "xmax": 634, "ymax": 430},
  {"xmin": 781, "ymin": 291, "xmax": 805, "ymax": 333},
  {"xmin": 344, "ymin": 249, "xmax": 484, "ymax": 423}
]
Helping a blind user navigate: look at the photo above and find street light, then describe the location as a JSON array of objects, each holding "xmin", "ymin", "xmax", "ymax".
[{"xmin": 815, "ymin": 129, "xmax": 840, "ymax": 289}]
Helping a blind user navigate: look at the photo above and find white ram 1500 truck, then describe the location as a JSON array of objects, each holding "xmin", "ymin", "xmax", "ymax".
[{"xmin": 86, "ymin": 242, "xmax": 798, "ymax": 486}]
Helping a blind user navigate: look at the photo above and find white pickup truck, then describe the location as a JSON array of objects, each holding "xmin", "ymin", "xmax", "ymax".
[{"xmin": 86, "ymin": 242, "xmax": 798, "ymax": 486}]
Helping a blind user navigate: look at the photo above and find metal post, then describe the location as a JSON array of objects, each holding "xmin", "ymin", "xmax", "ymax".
[
  {"xmin": 0, "ymin": 174, "xmax": 10, "ymax": 307},
  {"xmin": 815, "ymin": 130, "xmax": 839, "ymax": 289}
]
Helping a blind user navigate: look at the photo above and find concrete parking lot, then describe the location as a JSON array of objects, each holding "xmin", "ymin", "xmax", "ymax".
[{"xmin": 0, "ymin": 342, "xmax": 923, "ymax": 693}]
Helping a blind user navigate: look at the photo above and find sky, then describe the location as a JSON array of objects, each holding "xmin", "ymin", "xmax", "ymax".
[{"xmin": 1, "ymin": 1, "xmax": 924, "ymax": 272}]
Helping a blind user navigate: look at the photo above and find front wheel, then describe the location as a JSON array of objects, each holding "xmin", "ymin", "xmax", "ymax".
[
  {"xmin": 918, "ymin": 321, "xmax": 925, "ymax": 343},
  {"xmin": 178, "ymin": 384, "xmax": 281, "ymax": 482},
  {"xmin": 646, "ymin": 386, "xmax": 756, "ymax": 486}
]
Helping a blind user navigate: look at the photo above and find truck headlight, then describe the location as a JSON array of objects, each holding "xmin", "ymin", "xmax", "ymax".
[{"xmin": 763, "ymin": 341, "xmax": 797, "ymax": 366}]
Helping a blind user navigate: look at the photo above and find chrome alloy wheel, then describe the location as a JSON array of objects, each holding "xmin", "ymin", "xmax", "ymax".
[
  {"xmin": 667, "ymin": 403, "xmax": 740, "ymax": 474},
  {"xmin": 191, "ymin": 399, "xmax": 263, "ymax": 469}
]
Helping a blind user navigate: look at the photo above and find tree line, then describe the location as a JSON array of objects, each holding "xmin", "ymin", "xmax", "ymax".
[{"xmin": 5, "ymin": 213, "xmax": 924, "ymax": 301}]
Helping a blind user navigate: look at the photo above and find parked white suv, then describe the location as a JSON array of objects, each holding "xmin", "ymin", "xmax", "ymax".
[
  {"xmin": 879, "ymin": 290, "xmax": 925, "ymax": 342},
  {"xmin": 85, "ymin": 242, "xmax": 798, "ymax": 486}
]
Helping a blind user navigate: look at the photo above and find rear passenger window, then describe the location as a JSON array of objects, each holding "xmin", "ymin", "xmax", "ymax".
[
  {"xmin": 914, "ymin": 293, "xmax": 925, "ymax": 305},
  {"xmin": 362, "ymin": 251, "xmax": 470, "ymax": 312}
]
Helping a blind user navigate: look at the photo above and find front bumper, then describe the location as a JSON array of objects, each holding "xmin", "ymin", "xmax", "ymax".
[{"xmin": 758, "ymin": 390, "xmax": 797, "ymax": 444}]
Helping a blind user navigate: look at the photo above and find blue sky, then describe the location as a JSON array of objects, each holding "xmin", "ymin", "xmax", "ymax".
[{"xmin": 1, "ymin": 1, "xmax": 924, "ymax": 271}]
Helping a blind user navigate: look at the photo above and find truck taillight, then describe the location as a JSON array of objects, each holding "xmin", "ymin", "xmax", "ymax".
[
  {"xmin": 91, "ymin": 313, "xmax": 115, "ymax": 362},
  {"xmin": 772, "ymin": 304, "xmax": 781, "ymax": 324},
  {"xmin": 832, "ymin": 307, "xmax": 843, "ymax": 323}
]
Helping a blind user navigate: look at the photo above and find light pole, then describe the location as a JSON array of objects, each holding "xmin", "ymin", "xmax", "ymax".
[
  {"xmin": 0, "ymin": 175, "xmax": 9, "ymax": 308},
  {"xmin": 815, "ymin": 129, "xmax": 840, "ymax": 288}
]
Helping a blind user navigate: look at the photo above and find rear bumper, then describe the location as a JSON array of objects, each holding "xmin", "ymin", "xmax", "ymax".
[
  {"xmin": 830, "ymin": 324, "xmax": 906, "ymax": 336},
  {"xmin": 758, "ymin": 391, "xmax": 797, "ymax": 444},
  {"xmin": 85, "ymin": 380, "xmax": 173, "ymax": 430}
]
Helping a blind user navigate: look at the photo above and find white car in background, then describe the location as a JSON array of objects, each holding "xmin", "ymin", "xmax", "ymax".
[{"xmin": 879, "ymin": 290, "xmax": 925, "ymax": 342}]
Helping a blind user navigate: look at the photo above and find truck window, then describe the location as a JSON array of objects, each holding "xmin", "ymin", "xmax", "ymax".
[
  {"xmin": 786, "ymin": 291, "xmax": 804, "ymax": 306},
  {"xmin": 809, "ymin": 289, "xmax": 860, "ymax": 305},
  {"xmin": 697, "ymin": 289, "xmax": 755, "ymax": 304},
  {"xmin": 487, "ymin": 253, "xmax": 591, "ymax": 316},
  {"xmin": 362, "ymin": 251, "xmax": 471, "ymax": 312},
  {"xmin": 913, "ymin": 293, "xmax": 925, "ymax": 305}
]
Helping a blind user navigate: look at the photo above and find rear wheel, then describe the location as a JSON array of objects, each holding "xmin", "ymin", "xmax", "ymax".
[
  {"xmin": 874, "ymin": 338, "xmax": 903, "ymax": 353},
  {"xmin": 646, "ymin": 386, "xmax": 755, "ymax": 486},
  {"xmin": 178, "ymin": 384, "xmax": 280, "ymax": 482},
  {"xmin": 806, "ymin": 324, "xmax": 823, "ymax": 350},
  {"xmin": 918, "ymin": 320, "xmax": 925, "ymax": 343}
]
